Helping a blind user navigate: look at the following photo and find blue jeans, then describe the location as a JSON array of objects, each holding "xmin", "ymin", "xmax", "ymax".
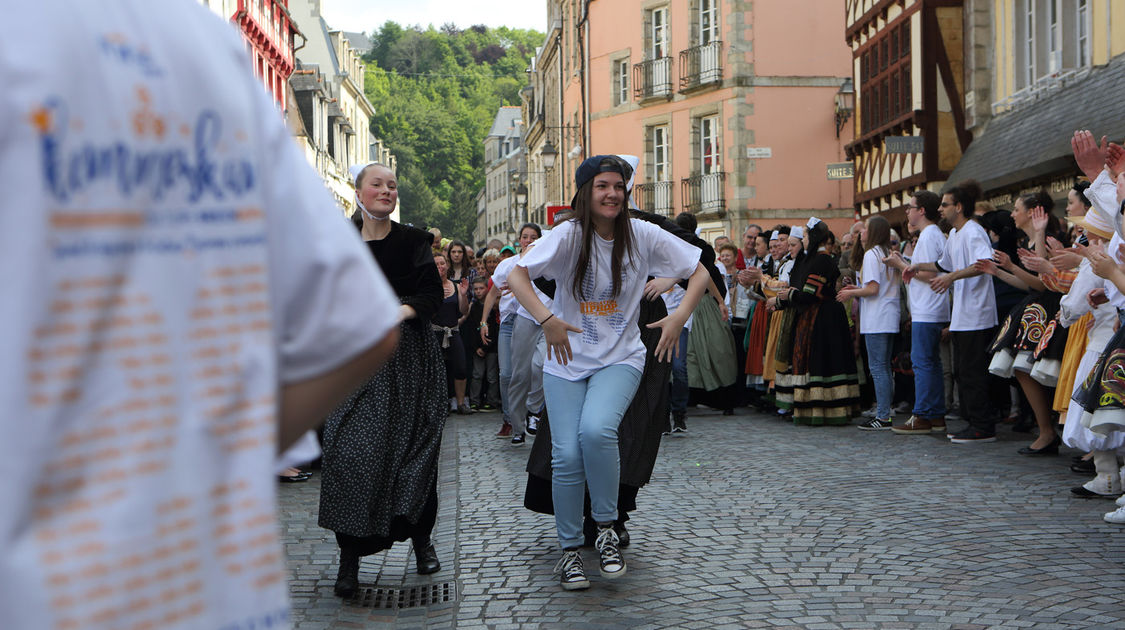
[
  {"xmin": 543, "ymin": 365, "xmax": 643, "ymax": 549},
  {"xmin": 864, "ymin": 332, "xmax": 895, "ymax": 420},
  {"xmin": 911, "ymin": 322, "xmax": 947, "ymax": 419},
  {"xmin": 497, "ymin": 313, "xmax": 516, "ymax": 424},
  {"xmin": 669, "ymin": 328, "xmax": 690, "ymax": 414}
]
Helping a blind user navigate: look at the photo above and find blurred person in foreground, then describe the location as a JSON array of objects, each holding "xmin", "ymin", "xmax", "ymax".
[{"xmin": 0, "ymin": 2, "xmax": 399, "ymax": 628}]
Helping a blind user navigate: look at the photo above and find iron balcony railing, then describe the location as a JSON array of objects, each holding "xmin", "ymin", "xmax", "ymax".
[
  {"xmin": 679, "ymin": 41, "xmax": 723, "ymax": 91},
  {"xmin": 681, "ymin": 172, "xmax": 726, "ymax": 214},
  {"xmin": 633, "ymin": 181, "xmax": 674, "ymax": 216},
  {"xmin": 633, "ymin": 57, "xmax": 673, "ymax": 100}
]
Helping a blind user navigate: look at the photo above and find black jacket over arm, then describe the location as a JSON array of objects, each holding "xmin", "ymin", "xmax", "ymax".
[
  {"xmin": 365, "ymin": 222, "xmax": 443, "ymax": 322},
  {"xmin": 629, "ymin": 208, "xmax": 726, "ymax": 298}
]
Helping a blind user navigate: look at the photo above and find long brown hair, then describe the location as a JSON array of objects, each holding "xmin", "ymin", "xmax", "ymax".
[
  {"xmin": 568, "ymin": 171, "xmax": 636, "ymax": 300},
  {"xmin": 850, "ymin": 215, "xmax": 891, "ymax": 272}
]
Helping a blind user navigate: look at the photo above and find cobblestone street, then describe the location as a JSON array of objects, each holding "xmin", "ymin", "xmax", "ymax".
[{"xmin": 281, "ymin": 409, "xmax": 1125, "ymax": 629}]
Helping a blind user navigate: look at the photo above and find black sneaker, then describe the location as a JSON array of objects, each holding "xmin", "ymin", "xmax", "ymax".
[
  {"xmin": 671, "ymin": 413, "xmax": 687, "ymax": 434},
  {"xmin": 857, "ymin": 418, "xmax": 892, "ymax": 431},
  {"xmin": 554, "ymin": 550, "xmax": 590, "ymax": 590},
  {"xmin": 594, "ymin": 526, "xmax": 626, "ymax": 578},
  {"xmin": 949, "ymin": 427, "xmax": 997, "ymax": 444},
  {"xmin": 511, "ymin": 433, "xmax": 526, "ymax": 447},
  {"xmin": 526, "ymin": 414, "xmax": 539, "ymax": 436}
]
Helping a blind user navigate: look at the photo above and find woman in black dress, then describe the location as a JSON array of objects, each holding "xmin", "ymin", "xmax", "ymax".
[
  {"xmin": 432, "ymin": 252, "xmax": 472, "ymax": 414},
  {"xmin": 319, "ymin": 163, "xmax": 448, "ymax": 598}
]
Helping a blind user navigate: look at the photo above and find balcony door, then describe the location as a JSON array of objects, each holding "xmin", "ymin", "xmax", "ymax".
[
  {"xmin": 700, "ymin": 115, "xmax": 721, "ymax": 209},
  {"xmin": 651, "ymin": 7, "xmax": 671, "ymax": 96},
  {"xmin": 699, "ymin": 0, "xmax": 721, "ymax": 82}
]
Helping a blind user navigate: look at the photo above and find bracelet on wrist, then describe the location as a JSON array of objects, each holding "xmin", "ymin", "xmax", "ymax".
[{"xmin": 539, "ymin": 313, "xmax": 555, "ymax": 326}]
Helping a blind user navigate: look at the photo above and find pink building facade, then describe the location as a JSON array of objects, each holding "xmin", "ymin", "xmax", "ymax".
[{"xmin": 576, "ymin": 0, "xmax": 856, "ymax": 241}]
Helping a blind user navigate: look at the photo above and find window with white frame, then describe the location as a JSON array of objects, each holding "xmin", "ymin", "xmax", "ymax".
[
  {"xmin": 1014, "ymin": 0, "xmax": 1092, "ymax": 92},
  {"xmin": 700, "ymin": 115, "xmax": 720, "ymax": 175},
  {"xmin": 645, "ymin": 124, "xmax": 672, "ymax": 213},
  {"xmin": 1048, "ymin": 0, "xmax": 1061, "ymax": 74},
  {"xmin": 700, "ymin": 0, "xmax": 719, "ymax": 45},
  {"xmin": 1022, "ymin": 1, "xmax": 1035, "ymax": 86},
  {"xmin": 653, "ymin": 125, "xmax": 669, "ymax": 182},
  {"xmin": 612, "ymin": 57, "xmax": 630, "ymax": 106},
  {"xmin": 1077, "ymin": 0, "xmax": 1089, "ymax": 67},
  {"xmin": 652, "ymin": 7, "xmax": 668, "ymax": 59}
]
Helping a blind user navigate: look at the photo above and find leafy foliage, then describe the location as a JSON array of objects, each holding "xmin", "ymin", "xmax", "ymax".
[{"xmin": 363, "ymin": 22, "xmax": 542, "ymax": 239}]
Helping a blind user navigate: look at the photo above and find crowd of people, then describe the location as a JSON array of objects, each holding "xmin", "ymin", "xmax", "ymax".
[
  {"xmin": 21, "ymin": 4, "xmax": 1125, "ymax": 627},
  {"xmin": 315, "ymin": 139, "xmax": 1125, "ymax": 595}
]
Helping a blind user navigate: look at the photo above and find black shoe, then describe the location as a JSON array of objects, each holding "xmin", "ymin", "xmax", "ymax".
[
  {"xmin": 614, "ymin": 522, "xmax": 630, "ymax": 548},
  {"xmin": 511, "ymin": 433, "xmax": 526, "ymax": 447},
  {"xmin": 414, "ymin": 542, "xmax": 441, "ymax": 575},
  {"xmin": 1070, "ymin": 485, "xmax": 1120, "ymax": 499},
  {"xmin": 948, "ymin": 427, "xmax": 997, "ymax": 444},
  {"xmin": 333, "ymin": 551, "xmax": 360, "ymax": 598},
  {"xmin": 594, "ymin": 526, "xmax": 626, "ymax": 578},
  {"xmin": 1017, "ymin": 435, "xmax": 1060, "ymax": 456},
  {"xmin": 1071, "ymin": 459, "xmax": 1097, "ymax": 474},
  {"xmin": 554, "ymin": 549, "xmax": 590, "ymax": 590},
  {"xmin": 672, "ymin": 412, "xmax": 687, "ymax": 434}
]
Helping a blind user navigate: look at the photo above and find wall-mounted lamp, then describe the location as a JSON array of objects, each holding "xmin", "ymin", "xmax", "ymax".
[{"xmin": 834, "ymin": 78, "xmax": 855, "ymax": 139}]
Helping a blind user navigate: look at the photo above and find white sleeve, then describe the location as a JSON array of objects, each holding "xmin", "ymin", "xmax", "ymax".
[
  {"xmin": 255, "ymin": 81, "xmax": 398, "ymax": 384},
  {"xmin": 1059, "ymin": 262, "xmax": 1095, "ymax": 327},
  {"xmin": 937, "ymin": 231, "xmax": 955, "ymax": 272},
  {"xmin": 919, "ymin": 228, "xmax": 944, "ymax": 265},
  {"xmin": 967, "ymin": 226, "xmax": 994, "ymax": 263},
  {"xmin": 861, "ymin": 248, "xmax": 885, "ymax": 286},
  {"xmin": 1085, "ymin": 170, "xmax": 1124, "ymax": 238},
  {"xmin": 641, "ymin": 221, "xmax": 702, "ymax": 279},
  {"xmin": 491, "ymin": 255, "xmax": 516, "ymax": 288},
  {"xmin": 517, "ymin": 221, "xmax": 574, "ymax": 281}
]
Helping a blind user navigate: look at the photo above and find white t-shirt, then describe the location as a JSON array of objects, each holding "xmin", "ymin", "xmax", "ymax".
[
  {"xmin": 492, "ymin": 256, "xmax": 520, "ymax": 320},
  {"xmin": 0, "ymin": 3, "xmax": 398, "ymax": 629},
  {"xmin": 661, "ymin": 285, "xmax": 694, "ymax": 331},
  {"xmin": 857, "ymin": 246, "xmax": 901, "ymax": 334},
  {"xmin": 517, "ymin": 218, "xmax": 701, "ymax": 380},
  {"xmin": 907, "ymin": 224, "xmax": 951, "ymax": 323},
  {"xmin": 492, "ymin": 251, "xmax": 552, "ymax": 323},
  {"xmin": 937, "ymin": 219, "xmax": 998, "ymax": 331}
]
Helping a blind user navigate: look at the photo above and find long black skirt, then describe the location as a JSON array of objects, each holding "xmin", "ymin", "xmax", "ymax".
[{"xmin": 318, "ymin": 319, "xmax": 448, "ymax": 551}]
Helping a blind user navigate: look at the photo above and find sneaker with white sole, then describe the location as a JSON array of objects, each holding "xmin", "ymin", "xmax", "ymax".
[
  {"xmin": 861, "ymin": 405, "xmax": 877, "ymax": 418},
  {"xmin": 594, "ymin": 526, "xmax": 626, "ymax": 578},
  {"xmin": 857, "ymin": 418, "xmax": 892, "ymax": 431},
  {"xmin": 1116, "ymin": 492, "xmax": 1125, "ymax": 508},
  {"xmin": 526, "ymin": 413, "xmax": 539, "ymax": 436},
  {"xmin": 511, "ymin": 433, "xmax": 525, "ymax": 447},
  {"xmin": 1104, "ymin": 505, "xmax": 1125, "ymax": 524},
  {"xmin": 553, "ymin": 550, "xmax": 590, "ymax": 590}
]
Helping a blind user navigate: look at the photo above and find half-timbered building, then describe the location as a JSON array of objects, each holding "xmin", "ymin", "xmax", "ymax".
[{"xmin": 845, "ymin": 0, "xmax": 969, "ymax": 224}]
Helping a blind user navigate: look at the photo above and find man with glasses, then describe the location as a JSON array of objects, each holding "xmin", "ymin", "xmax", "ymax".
[
  {"xmin": 891, "ymin": 181, "xmax": 998, "ymax": 443},
  {"xmin": 884, "ymin": 191, "xmax": 950, "ymax": 435}
]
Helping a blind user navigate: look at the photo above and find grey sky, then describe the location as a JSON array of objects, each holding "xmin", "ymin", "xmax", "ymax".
[{"xmin": 320, "ymin": 0, "xmax": 548, "ymax": 34}]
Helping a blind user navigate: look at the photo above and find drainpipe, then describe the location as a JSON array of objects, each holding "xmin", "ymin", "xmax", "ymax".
[
  {"xmin": 580, "ymin": 1, "xmax": 592, "ymax": 158},
  {"xmin": 557, "ymin": 29, "xmax": 565, "ymax": 204}
]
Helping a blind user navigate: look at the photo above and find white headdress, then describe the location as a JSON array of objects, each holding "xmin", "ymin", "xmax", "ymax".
[{"xmin": 350, "ymin": 162, "xmax": 390, "ymax": 222}]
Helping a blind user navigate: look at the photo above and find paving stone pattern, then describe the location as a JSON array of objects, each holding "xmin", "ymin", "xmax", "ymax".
[{"xmin": 281, "ymin": 409, "xmax": 1125, "ymax": 629}]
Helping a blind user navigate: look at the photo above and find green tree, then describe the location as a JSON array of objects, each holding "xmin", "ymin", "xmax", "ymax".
[{"xmin": 362, "ymin": 22, "xmax": 542, "ymax": 240}]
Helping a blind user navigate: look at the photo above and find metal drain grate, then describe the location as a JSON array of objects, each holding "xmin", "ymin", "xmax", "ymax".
[{"xmin": 350, "ymin": 582, "xmax": 455, "ymax": 609}]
